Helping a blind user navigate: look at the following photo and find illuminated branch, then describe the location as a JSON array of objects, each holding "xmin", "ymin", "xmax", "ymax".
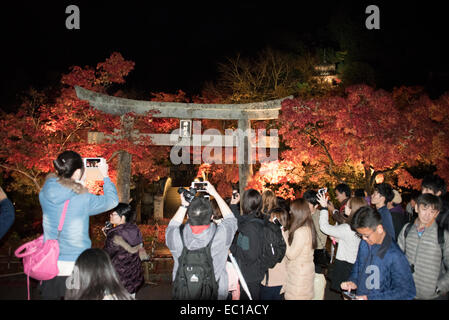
[
  {"xmin": 0, "ymin": 164, "xmax": 42, "ymax": 192},
  {"xmin": 302, "ymin": 125, "xmax": 345, "ymax": 183}
]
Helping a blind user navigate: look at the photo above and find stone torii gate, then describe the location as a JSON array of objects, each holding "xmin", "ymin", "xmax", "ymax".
[{"xmin": 75, "ymin": 85, "xmax": 291, "ymax": 202}]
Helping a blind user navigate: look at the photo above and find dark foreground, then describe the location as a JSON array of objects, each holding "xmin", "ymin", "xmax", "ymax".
[{"xmin": 0, "ymin": 272, "xmax": 341, "ymax": 300}]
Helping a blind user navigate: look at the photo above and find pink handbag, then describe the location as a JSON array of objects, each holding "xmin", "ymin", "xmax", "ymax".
[{"xmin": 15, "ymin": 200, "xmax": 70, "ymax": 299}]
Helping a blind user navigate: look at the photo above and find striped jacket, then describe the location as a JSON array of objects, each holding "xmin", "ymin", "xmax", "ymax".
[{"xmin": 397, "ymin": 221, "xmax": 449, "ymax": 299}]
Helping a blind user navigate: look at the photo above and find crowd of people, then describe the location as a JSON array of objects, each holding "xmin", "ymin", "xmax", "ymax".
[
  {"xmin": 2, "ymin": 150, "xmax": 448, "ymax": 300},
  {"xmin": 5, "ymin": 151, "xmax": 147, "ymax": 300},
  {"xmin": 166, "ymin": 176, "xmax": 449, "ymax": 301}
]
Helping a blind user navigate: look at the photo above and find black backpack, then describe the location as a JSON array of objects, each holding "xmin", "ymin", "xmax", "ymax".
[
  {"xmin": 172, "ymin": 225, "xmax": 218, "ymax": 300},
  {"xmin": 257, "ymin": 216, "xmax": 287, "ymax": 271}
]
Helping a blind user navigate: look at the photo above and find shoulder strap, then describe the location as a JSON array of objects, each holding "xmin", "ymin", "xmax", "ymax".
[
  {"xmin": 57, "ymin": 200, "xmax": 70, "ymax": 238},
  {"xmin": 402, "ymin": 220, "xmax": 415, "ymax": 256},
  {"xmin": 404, "ymin": 219, "xmax": 415, "ymax": 239},
  {"xmin": 179, "ymin": 224, "xmax": 217, "ymax": 250},
  {"xmin": 206, "ymin": 224, "xmax": 218, "ymax": 249},
  {"xmin": 437, "ymin": 225, "xmax": 444, "ymax": 253},
  {"xmin": 436, "ymin": 225, "xmax": 447, "ymax": 272}
]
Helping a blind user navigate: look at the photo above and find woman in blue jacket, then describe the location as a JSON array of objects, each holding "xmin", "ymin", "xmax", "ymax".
[{"xmin": 39, "ymin": 151, "xmax": 119, "ymax": 300}]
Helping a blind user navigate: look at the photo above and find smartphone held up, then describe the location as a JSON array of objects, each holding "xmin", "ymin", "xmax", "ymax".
[
  {"xmin": 191, "ymin": 181, "xmax": 207, "ymax": 192},
  {"xmin": 318, "ymin": 187, "xmax": 327, "ymax": 196},
  {"xmin": 83, "ymin": 157, "xmax": 106, "ymax": 181}
]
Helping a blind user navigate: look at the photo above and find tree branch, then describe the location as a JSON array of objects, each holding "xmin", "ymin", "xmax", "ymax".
[
  {"xmin": 298, "ymin": 126, "xmax": 347, "ymax": 184},
  {"xmin": 0, "ymin": 164, "xmax": 42, "ymax": 192},
  {"xmin": 107, "ymin": 150, "xmax": 121, "ymax": 163},
  {"xmin": 59, "ymin": 121, "xmax": 86, "ymax": 152}
]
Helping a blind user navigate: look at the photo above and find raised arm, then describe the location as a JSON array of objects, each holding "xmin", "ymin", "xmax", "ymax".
[
  {"xmin": 316, "ymin": 192, "xmax": 348, "ymax": 239},
  {"xmin": 87, "ymin": 162, "xmax": 119, "ymax": 215},
  {"xmin": 206, "ymin": 182, "xmax": 238, "ymax": 246},
  {"xmin": 205, "ymin": 182, "xmax": 234, "ymax": 219},
  {"xmin": 319, "ymin": 209, "xmax": 350, "ymax": 239}
]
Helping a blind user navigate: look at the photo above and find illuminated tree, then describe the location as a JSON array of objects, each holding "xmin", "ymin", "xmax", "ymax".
[
  {"xmin": 257, "ymin": 84, "xmax": 449, "ymax": 197},
  {"xmin": 0, "ymin": 53, "xmax": 177, "ymax": 194}
]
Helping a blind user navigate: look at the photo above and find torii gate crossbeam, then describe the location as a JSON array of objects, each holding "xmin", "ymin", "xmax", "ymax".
[{"xmin": 75, "ymin": 85, "xmax": 292, "ymax": 201}]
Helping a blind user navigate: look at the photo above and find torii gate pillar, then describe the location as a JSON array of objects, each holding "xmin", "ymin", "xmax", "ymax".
[
  {"xmin": 116, "ymin": 115, "xmax": 134, "ymax": 203},
  {"xmin": 238, "ymin": 118, "xmax": 253, "ymax": 197}
]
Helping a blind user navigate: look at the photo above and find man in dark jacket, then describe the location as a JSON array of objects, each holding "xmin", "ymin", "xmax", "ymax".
[
  {"xmin": 371, "ymin": 183, "xmax": 396, "ymax": 241},
  {"xmin": 388, "ymin": 190, "xmax": 408, "ymax": 240},
  {"xmin": 327, "ymin": 183, "xmax": 351, "ymax": 224},
  {"xmin": 0, "ymin": 186, "xmax": 14, "ymax": 241},
  {"xmin": 341, "ymin": 206, "xmax": 416, "ymax": 300}
]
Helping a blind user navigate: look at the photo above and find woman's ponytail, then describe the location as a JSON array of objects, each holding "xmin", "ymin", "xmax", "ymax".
[{"xmin": 54, "ymin": 151, "xmax": 84, "ymax": 179}]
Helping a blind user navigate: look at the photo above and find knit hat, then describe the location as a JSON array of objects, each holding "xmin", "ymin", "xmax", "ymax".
[{"xmin": 392, "ymin": 190, "xmax": 402, "ymax": 204}]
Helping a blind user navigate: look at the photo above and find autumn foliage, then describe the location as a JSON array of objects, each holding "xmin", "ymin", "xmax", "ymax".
[
  {"xmin": 1, "ymin": 53, "xmax": 449, "ymax": 202},
  {"xmin": 246, "ymin": 85, "xmax": 449, "ymax": 199},
  {"xmin": 0, "ymin": 52, "xmax": 177, "ymax": 194}
]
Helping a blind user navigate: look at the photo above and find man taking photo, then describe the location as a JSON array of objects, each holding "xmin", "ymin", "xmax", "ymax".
[{"xmin": 165, "ymin": 181, "xmax": 237, "ymax": 300}]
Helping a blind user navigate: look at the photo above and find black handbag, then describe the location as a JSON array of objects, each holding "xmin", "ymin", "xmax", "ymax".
[{"xmin": 314, "ymin": 248, "xmax": 331, "ymax": 267}]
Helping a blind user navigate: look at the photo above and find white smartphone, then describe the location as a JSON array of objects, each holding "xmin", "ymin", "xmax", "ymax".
[
  {"xmin": 83, "ymin": 157, "xmax": 105, "ymax": 181},
  {"xmin": 83, "ymin": 157, "xmax": 105, "ymax": 168},
  {"xmin": 191, "ymin": 181, "xmax": 207, "ymax": 192}
]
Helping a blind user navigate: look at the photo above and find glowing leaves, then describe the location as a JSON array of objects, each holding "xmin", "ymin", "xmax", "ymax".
[
  {"xmin": 96, "ymin": 52, "xmax": 135, "ymax": 85},
  {"xmin": 61, "ymin": 52, "xmax": 135, "ymax": 92},
  {"xmin": 0, "ymin": 52, "xmax": 168, "ymax": 193},
  {"xmin": 396, "ymin": 168, "xmax": 422, "ymax": 190},
  {"xmin": 61, "ymin": 66, "xmax": 97, "ymax": 90},
  {"xmin": 277, "ymin": 84, "xmax": 449, "ymax": 191}
]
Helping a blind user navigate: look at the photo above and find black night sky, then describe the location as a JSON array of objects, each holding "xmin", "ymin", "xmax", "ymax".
[{"xmin": 1, "ymin": 1, "xmax": 449, "ymax": 112}]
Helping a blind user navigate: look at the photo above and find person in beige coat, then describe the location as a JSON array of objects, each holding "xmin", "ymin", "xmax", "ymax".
[{"xmin": 281, "ymin": 198, "xmax": 316, "ymax": 300}]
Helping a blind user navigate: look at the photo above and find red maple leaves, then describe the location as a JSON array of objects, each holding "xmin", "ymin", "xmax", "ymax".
[
  {"xmin": 275, "ymin": 84, "xmax": 449, "ymax": 194},
  {"xmin": 1, "ymin": 54, "xmax": 449, "ymax": 199},
  {"xmin": 0, "ymin": 53, "xmax": 173, "ymax": 193}
]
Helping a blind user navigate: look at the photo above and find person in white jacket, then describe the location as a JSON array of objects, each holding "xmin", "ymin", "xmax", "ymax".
[{"xmin": 316, "ymin": 193, "xmax": 366, "ymax": 293}]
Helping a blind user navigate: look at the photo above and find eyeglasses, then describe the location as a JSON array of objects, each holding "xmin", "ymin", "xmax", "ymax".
[{"xmin": 356, "ymin": 230, "xmax": 375, "ymax": 240}]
